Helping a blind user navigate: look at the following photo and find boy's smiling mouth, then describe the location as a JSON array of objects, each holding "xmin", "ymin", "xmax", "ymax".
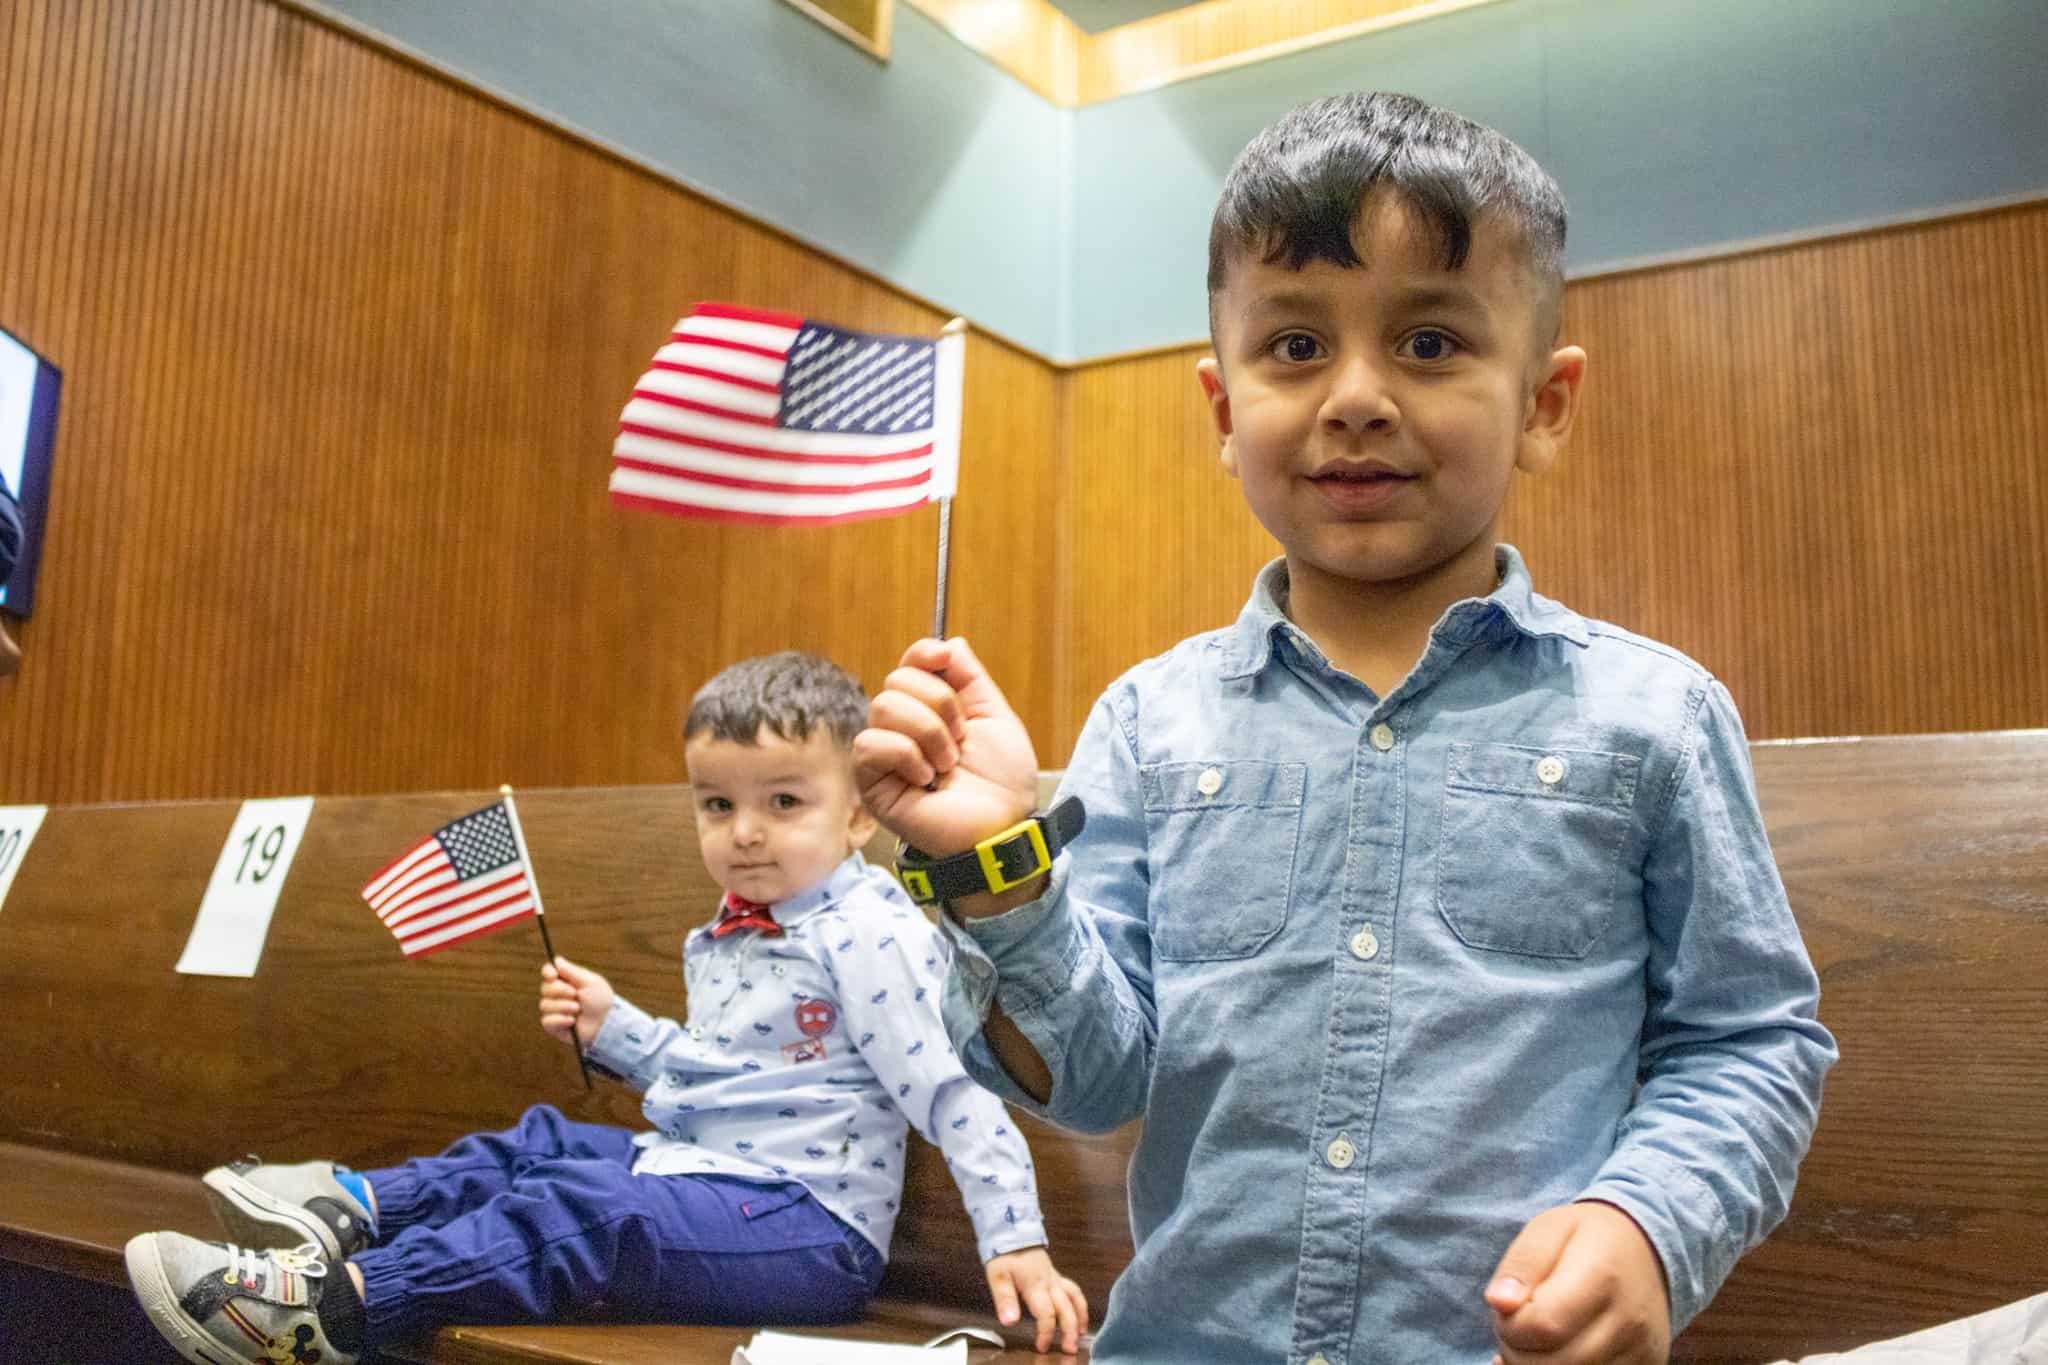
[{"xmin": 1308, "ymin": 458, "xmax": 1415, "ymax": 512}]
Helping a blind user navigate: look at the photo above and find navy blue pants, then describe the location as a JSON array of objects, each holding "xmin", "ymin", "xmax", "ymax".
[{"xmin": 353, "ymin": 1105, "xmax": 884, "ymax": 1344}]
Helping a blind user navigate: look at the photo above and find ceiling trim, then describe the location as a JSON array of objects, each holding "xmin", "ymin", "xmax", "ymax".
[
  {"xmin": 778, "ymin": 0, "xmax": 898, "ymax": 63},
  {"xmin": 903, "ymin": 0, "xmax": 1080, "ymax": 104},
  {"xmin": 903, "ymin": 0, "xmax": 1511, "ymax": 107}
]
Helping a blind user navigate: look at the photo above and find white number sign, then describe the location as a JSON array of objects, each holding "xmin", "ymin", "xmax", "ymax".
[
  {"xmin": 0, "ymin": 804, "xmax": 49, "ymax": 918},
  {"xmin": 175, "ymin": 797, "xmax": 316, "ymax": 978}
]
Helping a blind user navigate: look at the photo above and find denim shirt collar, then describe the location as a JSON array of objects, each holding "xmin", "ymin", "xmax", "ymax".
[{"xmin": 1218, "ymin": 543, "xmax": 1590, "ymax": 681}]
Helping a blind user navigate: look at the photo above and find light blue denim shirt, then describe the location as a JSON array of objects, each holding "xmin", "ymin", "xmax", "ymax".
[
  {"xmin": 589, "ymin": 854, "xmax": 1047, "ymax": 1264},
  {"xmin": 941, "ymin": 547, "xmax": 1837, "ymax": 1365}
]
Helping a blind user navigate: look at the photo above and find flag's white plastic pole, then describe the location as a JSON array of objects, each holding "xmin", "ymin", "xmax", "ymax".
[
  {"xmin": 933, "ymin": 498, "xmax": 953, "ymax": 640},
  {"xmin": 931, "ymin": 318, "xmax": 968, "ymax": 639},
  {"xmin": 502, "ymin": 784, "xmax": 593, "ymax": 1090}
]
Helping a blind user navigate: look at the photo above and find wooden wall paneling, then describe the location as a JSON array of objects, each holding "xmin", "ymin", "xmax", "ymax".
[
  {"xmin": 1512, "ymin": 202, "xmax": 2048, "ymax": 739},
  {"xmin": 7, "ymin": 0, "xmax": 2043, "ymax": 796},
  {"xmin": 1050, "ymin": 344, "xmax": 1078, "ymax": 754},
  {"xmin": 0, "ymin": 0, "xmax": 1064, "ymax": 805},
  {"xmin": 1057, "ymin": 347, "xmax": 1276, "ymax": 753}
]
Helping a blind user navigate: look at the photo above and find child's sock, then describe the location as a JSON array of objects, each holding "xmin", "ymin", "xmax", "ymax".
[
  {"xmin": 332, "ymin": 1167, "xmax": 376, "ymax": 1230},
  {"xmin": 317, "ymin": 1262, "xmax": 367, "ymax": 1354}
]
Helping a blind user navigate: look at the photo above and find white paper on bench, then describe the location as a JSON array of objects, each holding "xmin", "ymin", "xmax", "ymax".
[
  {"xmin": 731, "ymin": 1331, "xmax": 968, "ymax": 1365},
  {"xmin": 0, "ymin": 804, "xmax": 49, "ymax": 919},
  {"xmin": 175, "ymin": 796, "xmax": 316, "ymax": 978},
  {"xmin": 1770, "ymin": 1290, "xmax": 2048, "ymax": 1364}
]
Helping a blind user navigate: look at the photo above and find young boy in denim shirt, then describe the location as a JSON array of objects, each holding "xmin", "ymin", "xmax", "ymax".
[
  {"xmin": 126, "ymin": 651, "xmax": 1086, "ymax": 1363},
  {"xmin": 857, "ymin": 94, "xmax": 1837, "ymax": 1364}
]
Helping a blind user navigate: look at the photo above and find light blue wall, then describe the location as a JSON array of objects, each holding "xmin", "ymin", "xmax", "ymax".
[
  {"xmin": 308, "ymin": 0, "xmax": 2048, "ymax": 361},
  {"xmin": 302, "ymin": 0, "xmax": 1069, "ymax": 356},
  {"xmin": 1066, "ymin": 0, "xmax": 2048, "ymax": 355}
]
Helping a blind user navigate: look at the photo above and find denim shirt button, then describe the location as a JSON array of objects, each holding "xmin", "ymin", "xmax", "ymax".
[
  {"xmin": 1369, "ymin": 723, "xmax": 1396, "ymax": 752},
  {"xmin": 1196, "ymin": 766, "xmax": 1224, "ymax": 797},
  {"xmin": 1537, "ymin": 754, "xmax": 1567, "ymax": 785},
  {"xmin": 1349, "ymin": 927, "xmax": 1380, "ymax": 961},
  {"xmin": 1325, "ymin": 1135, "xmax": 1356, "ymax": 1169},
  {"xmin": 1306, "ymin": 1356, "xmax": 1331, "ymax": 1365}
]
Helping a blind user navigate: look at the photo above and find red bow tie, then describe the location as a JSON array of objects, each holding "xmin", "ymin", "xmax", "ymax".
[{"xmin": 711, "ymin": 892, "xmax": 783, "ymax": 938}]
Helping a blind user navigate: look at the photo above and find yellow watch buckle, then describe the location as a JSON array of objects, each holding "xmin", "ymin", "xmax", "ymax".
[{"xmin": 977, "ymin": 817, "xmax": 1052, "ymax": 894}]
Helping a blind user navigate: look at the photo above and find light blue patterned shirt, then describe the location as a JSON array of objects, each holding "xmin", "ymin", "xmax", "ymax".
[
  {"xmin": 588, "ymin": 854, "xmax": 1047, "ymax": 1264},
  {"xmin": 942, "ymin": 546, "xmax": 1837, "ymax": 1364}
]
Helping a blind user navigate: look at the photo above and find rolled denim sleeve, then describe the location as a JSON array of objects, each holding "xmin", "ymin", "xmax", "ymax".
[
  {"xmin": 1579, "ymin": 680, "xmax": 1839, "ymax": 1330},
  {"xmin": 940, "ymin": 690, "xmax": 1158, "ymax": 1134}
]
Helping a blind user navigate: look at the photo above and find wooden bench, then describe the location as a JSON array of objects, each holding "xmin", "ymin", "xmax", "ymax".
[
  {"xmin": 0, "ymin": 785, "xmax": 1132, "ymax": 1363},
  {"xmin": 1, "ymin": 732, "xmax": 2043, "ymax": 1362}
]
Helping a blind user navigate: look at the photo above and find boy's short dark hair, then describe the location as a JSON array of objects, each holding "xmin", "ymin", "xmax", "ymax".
[
  {"xmin": 685, "ymin": 651, "xmax": 869, "ymax": 749},
  {"xmin": 1207, "ymin": 91, "xmax": 1567, "ymax": 339}
]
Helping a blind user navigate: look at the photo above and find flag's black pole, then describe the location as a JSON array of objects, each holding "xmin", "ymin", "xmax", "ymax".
[
  {"xmin": 501, "ymin": 785, "xmax": 594, "ymax": 1090},
  {"xmin": 532, "ymin": 910, "xmax": 563, "ymax": 971}
]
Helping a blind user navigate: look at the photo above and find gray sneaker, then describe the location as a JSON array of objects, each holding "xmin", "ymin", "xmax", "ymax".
[
  {"xmin": 202, "ymin": 1156, "xmax": 375, "ymax": 1261},
  {"xmin": 124, "ymin": 1232, "xmax": 354, "ymax": 1365}
]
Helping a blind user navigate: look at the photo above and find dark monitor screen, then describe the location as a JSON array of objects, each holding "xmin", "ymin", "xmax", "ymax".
[{"xmin": 1, "ymin": 323, "xmax": 61, "ymax": 618}]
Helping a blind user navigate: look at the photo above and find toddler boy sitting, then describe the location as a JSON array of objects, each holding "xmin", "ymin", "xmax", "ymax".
[{"xmin": 127, "ymin": 650, "xmax": 1086, "ymax": 1363}]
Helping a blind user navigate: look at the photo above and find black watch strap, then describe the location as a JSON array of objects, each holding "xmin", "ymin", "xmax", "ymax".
[{"xmin": 895, "ymin": 796, "xmax": 1086, "ymax": 906}]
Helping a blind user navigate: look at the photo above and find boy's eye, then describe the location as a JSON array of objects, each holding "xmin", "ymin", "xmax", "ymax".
[
  {"xmin": 1268, "ymin": 332, "xmax": 1323, "ymax": 364},
  {"xmin": 702, "ymin": 797, "xmax": 732, "ymax": 814},
  {"xmin": 773, "ymin": 793, "xmax": 802, "ymax": 810},
  {"xmin": 1398, "ymin": 328, "xmax": 1460, "ymax": 363}
]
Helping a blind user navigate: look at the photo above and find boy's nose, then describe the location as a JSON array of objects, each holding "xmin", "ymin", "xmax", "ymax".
[{"xmin": 1321, "ymin": 356, "xmax": 1399, "ymax": 434}]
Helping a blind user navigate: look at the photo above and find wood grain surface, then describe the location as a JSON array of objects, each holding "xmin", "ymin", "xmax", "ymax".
[
  {"xmin": 1672, "ymin": 733, "xmax": 2048, "ymax": 1359},
  {"xmin": 0, "ymin": 0, "xmax": 1061, "ymax": 807},
  {"xmin": 5, "ymin": 0, "xmax": 2045, "ymax": 805}
]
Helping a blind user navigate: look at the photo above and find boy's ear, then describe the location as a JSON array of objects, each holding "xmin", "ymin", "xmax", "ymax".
[
  {"xmin": 1195, "ymin": 357, "xmax": 1240, "ymax": 479},
  {"xmin": 1518, "ymin": 345, "xmax": 1586, "ymax": 477},
  {"xmin": 846, "ymin": 791, "xmax": 878, "ymax": 850}
]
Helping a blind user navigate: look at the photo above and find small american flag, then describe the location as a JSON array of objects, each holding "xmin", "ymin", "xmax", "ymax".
[
  {"xmin": 608, "ymin": 303, "xmax": 963, "ymax": 525},
  {"xmin": 361, "ymin": 801, "xmax": 537, "ymax": 958}
]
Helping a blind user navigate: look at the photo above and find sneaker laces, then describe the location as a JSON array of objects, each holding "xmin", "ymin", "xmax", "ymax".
[
  {"xmin": 274, "ymin": 1244, "xmax": 329, "ymax": 1277},
  {"xmin": 221, "ymin": 1243, "xmax": 329, "ymax": 1301}
]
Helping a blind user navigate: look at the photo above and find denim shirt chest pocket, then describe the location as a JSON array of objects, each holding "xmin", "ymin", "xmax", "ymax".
[
  {"xmin": 1436, "ymin": 742, "xmax": 1642, "ymax": 959},
  {"xmin": 1141, "ymin": 759, "xmax": 1306, "ymax": 961}
]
